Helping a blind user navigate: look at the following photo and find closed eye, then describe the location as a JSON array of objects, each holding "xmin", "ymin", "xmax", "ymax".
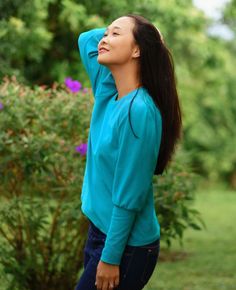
[{"xmin": 103, "ymin": 32, "xmax": 120, "ymax": 37}]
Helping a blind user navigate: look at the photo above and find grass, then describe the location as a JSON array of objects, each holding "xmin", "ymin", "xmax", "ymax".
[{"xmin": 145, "ymin": 185, "xmax": 236, "ymax": 290}]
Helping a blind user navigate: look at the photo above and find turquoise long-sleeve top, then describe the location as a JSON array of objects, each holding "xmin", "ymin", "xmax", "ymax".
[{"xmin": 78, "ymin": 28, "xmax": 162, "ymax": 265}]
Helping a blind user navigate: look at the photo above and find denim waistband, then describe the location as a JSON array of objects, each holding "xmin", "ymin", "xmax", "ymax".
[
  {"xmin": 89, "ymin": 219, "xmax": 106, "ymax": 237},
  {"xmin": 89, "ymin": 219, "xmax": 159, "ymax": 247}
]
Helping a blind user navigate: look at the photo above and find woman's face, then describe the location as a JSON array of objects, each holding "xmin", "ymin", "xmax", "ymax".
[{"xmin": 97, "ymin": 16, "xmax": 140, "ymax": 66}]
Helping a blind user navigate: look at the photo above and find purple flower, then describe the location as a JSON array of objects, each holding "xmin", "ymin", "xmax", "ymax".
[
  {"xmin": 75, "ymin": 143, "xmax": 87, "ymax": 156},
  {"xmin": 0, "ymin": 103, "xmax": 3, "ymax": 110},
  {"xmin": 65, "ymin": 77, "xmax": 82, "ymax": 93}
]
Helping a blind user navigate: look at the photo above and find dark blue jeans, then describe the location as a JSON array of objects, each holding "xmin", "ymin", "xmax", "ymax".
[{"xmin": 75, "ymin": 220, "xmax": 160, "ymax": 290}]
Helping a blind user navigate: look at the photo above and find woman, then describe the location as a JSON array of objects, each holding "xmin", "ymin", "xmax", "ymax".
[{"xmin": 75, "ymin": 14, "xmax": 182, "ymax": 290}]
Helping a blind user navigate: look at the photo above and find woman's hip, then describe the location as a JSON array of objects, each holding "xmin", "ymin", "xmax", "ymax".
[{"xmin": 83, "ymin": 220, "xmax": 160, "ymax": 289}]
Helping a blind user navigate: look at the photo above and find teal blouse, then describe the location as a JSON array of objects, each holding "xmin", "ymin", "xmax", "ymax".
[{"xmin": 78, "ymin": 28, "xmax": 162, "ymax": 265}]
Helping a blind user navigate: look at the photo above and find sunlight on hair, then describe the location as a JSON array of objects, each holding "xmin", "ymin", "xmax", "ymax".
[{"xmin": 156, "ymin": 27, "xmax": 164, "ymax": 43}]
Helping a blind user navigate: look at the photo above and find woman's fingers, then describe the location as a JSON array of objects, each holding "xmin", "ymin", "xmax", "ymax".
[
  {"xmin": 96, "ymin": 260, "xmax": 120, "ymax": 289},
  {"xmin": 95, "ymin": 278, "xmax": 102, "ymax": 289},
  {"xmin": 114, "ymin": 276, "xmax": 120, "ymax": 288},
  {"xmin": 101, "ymin": 280, "xmax": 109, "ymax": 290},
  {"xmin": 109, "ymin": 281, "xmax": 115, "ymax": 289},
  {"xmin": 96, "ymin": 278, "xmax": 117, "ymax": 290}
]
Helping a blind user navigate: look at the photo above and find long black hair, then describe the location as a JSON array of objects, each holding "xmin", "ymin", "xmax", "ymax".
[{"xmin": 126, "ymin": 14, "xmax": 182, "ymax": 175}]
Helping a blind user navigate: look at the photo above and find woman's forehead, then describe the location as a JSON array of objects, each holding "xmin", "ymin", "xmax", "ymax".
[{"xmin": 109, "ymin": 17, "xmax": 134, "ymax": 31}]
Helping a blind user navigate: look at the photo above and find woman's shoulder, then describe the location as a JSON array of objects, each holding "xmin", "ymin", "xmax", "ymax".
[
  {"xmin": 134, "ymin": 87, "xmax": 162, "ymax": 122},
  {"xmin": 118, "ymin": 87, "xmax": 162, "ymax": 130}
]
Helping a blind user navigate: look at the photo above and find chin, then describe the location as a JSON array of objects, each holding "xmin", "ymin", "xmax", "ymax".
[{"xmin": 97, "ymin": 55, "xmax": 109, "ymax": 65}]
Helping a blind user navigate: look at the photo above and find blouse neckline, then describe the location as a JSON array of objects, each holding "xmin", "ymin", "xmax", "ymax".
[{"xmin": 112, "ymin": 87, "xmax": 143, "ymax": 103}]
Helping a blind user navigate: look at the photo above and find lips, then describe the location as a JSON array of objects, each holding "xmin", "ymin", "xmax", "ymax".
[{"xmin": 99, "ymin": 47, "xmax": 109, "ymax": 53}]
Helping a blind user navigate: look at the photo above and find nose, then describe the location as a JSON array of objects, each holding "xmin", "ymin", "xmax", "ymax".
[
  {"xmin": 100, "ymin": 36, "xmax": 108, "ymax": 45},
  {"xmin": 98, "ymin": 37, "xmax": 108, "ymax": 50}
]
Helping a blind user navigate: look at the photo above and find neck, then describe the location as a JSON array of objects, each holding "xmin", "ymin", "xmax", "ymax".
[{"xmin": 109, "ymin": 62, "xmax": 142, "ymax": 100}]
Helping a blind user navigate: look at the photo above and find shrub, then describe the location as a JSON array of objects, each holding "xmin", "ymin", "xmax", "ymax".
[
  {"xmin": 0, "ymin": 76, "xmax": 91, "ymax": 198},
  {"xmin": 0, "ymin": 76, "xmax": 91, "ymax": 289},
  {"xmin": 153, "ymin": 148, "xmax": 204, "ymax": 247},
  {"xmin": 0, "ymin": 195, "xmax": 88, "ymax": 290}
]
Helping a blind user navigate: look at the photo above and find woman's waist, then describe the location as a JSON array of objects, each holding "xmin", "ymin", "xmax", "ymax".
[{"xmin": 88, "ymin": 216, "xmax": 160, "ymax": 247}]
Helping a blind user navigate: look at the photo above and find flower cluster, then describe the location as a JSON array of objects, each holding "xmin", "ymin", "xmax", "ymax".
[
  {"xmin": 75, "ymin": 143, "xmax": 87, "ymax": 156},
  {"xmin": 65, "ymin": 77, "xmax": 82, "ymax": 93},
  {"xmin": 0, "ymin": 102, "xmax": 4, "ymax": 110}
]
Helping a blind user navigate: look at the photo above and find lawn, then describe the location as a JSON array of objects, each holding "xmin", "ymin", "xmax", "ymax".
[{"xmin": 145, "ymin": 185, "xmax": 236, "ymax": 290}]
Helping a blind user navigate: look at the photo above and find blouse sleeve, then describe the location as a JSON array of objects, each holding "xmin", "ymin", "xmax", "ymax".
[
  {"xmin": 78, "ymin": 28, "xmax": 116, "ymax": 98},
  {"xmin": 100, "ymin": 101, "xmax": 162, "ymax": 265}
]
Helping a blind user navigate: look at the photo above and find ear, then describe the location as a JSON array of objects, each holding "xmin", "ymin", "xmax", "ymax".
[{"xmin": 132, "ymin": 45, "xmax": 140, "ymax": 58}]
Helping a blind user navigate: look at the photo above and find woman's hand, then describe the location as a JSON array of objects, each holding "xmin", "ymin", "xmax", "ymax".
[{"xmin": 95, "ymin": 260, "xmax": 120, "ymax": 290}]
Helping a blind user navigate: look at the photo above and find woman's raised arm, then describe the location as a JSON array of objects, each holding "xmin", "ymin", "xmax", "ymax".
[{"xmin": 78, "ymin": 28, "xmax": 116, "ymax": 98}]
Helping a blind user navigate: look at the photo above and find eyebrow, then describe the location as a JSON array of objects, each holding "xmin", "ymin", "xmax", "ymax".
[{"xmin": 106, "ymin": 25, "xmax": 122, "ymax": 31}]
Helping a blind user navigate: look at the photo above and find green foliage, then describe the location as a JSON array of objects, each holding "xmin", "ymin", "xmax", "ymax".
[
  {"xmin": 0, "ymin": 195, "xmax": 88, "ymax": 290},
  {"xmin": 179, "ymin": 39, "xmax": 236, "ymax": 183},
  {"xmin": 1, "ymin": 0, "xmax": 235, "ymax": 184},
  {"xmin": 0, "ymin": 0, "xmax": 105, "ymax": 85},
  {"xmin": 0, "ymin": 76, "xmax": 90, "ymax": 196},
  {"xmin": 153, "ymin": 148, "xmax": 205, "ymax": 247},
  {"xmin": 0, "ymin": 0, "xmax": 53, "ymax": 83},
  {"xmin": 0, "ymin": 78, "xmax": 203, "ymax": 288},
  {"xmin": 0, "ymin": 76, "xmax": 91, "ymax": 289},
  {"xmin": 224, "ymin": 0, "xmax": 236, "ymax": 35}
]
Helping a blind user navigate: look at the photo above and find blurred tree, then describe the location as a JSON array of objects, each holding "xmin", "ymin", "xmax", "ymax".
[
  {"xmin": 0, "ymin": 0, "xmax": 208, "ymax": 85},
  {"xmin": 224, "ymin": 0, "xmax": 236, "ymax": 35},
  {"xmin": 0, "ymin": 0, "xmax": 53, "ymax": 83},
  {"xmin": 0, "ymin": 0, "xmax": 235, "ymax": 184}
]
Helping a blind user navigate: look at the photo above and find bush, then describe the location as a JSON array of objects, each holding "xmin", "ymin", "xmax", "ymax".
[
  {"xmin": 0, "ymin": 77, "xmax": 203, "ymax": 289},
  {"xmin": 0, "ymin": 195, "xmax": 88, "ymax": 290},
  {"xmin": 0, "ymin": 76, "xmax": 91, "ymax": 289},
  {"xmin": 153, "ymin": 148, "xmax": 204, "ymax": 247},
  {"xmin": 0, "ymin": 76, "xmax": 90, "ymax": 197}
]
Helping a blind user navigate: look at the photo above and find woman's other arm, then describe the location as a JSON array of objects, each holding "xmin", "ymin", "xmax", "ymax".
[{"xmin": 100, "ymin": 102, "xmax": 162, "ymax": 265}]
